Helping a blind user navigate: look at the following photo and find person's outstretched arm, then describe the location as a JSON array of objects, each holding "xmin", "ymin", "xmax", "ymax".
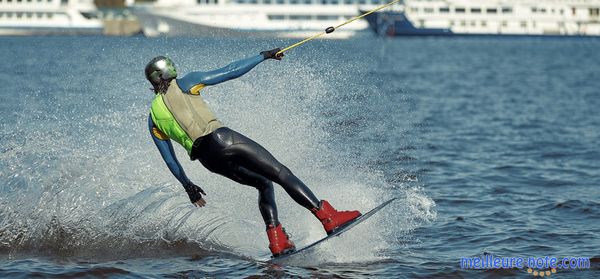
[
  {"xmin": 148, "ymin": 115, "xmax": 207, "ymax": 207},
  {"xmin": 177, "ymin": 48, "xmax": 282, "ymax": 94}
]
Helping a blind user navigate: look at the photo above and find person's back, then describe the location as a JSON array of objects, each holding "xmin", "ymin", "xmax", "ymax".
[{"xmin": 150, "ymin": 79, "xmax": 222, "ymax": 155}]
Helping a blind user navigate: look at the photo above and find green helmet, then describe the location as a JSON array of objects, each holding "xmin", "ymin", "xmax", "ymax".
[{"xmin": 145, "ymin": 56, "xmax": 177, "ymax": 88}]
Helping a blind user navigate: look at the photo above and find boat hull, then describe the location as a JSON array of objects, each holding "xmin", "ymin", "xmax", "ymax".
[
  {"xmin": 362, "ymin": 10, "xmax": 452, "ymax": 36},
  {"xmin": 0, "ymin": 26, "xmax": 102, "ymax": 36}
]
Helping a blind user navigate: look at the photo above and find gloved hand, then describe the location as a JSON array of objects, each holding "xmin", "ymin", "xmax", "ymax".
[
  {"xmin": 185, "ymin": 182, "xmax": 207, "ymax": 207},
  {"xmin": 260, "ymin": 48, "xmax": 283, "ymax": 60}
]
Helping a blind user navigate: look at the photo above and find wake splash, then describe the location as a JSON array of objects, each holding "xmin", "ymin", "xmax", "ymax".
[{"xmin": 0, "ymin": 42, "xmax": 436, "ymax": 263}]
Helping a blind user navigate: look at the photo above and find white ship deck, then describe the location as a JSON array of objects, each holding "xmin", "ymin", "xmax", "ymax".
[
  {"xmin": 0, "ymin": 0, "xmax": 103, "ymax": 36},
  {"xmin": 132, "ymin": 0, "xmax": 381, "ymax": 38}
]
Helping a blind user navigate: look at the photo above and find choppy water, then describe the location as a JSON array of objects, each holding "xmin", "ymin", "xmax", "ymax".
[{"xmin": 0, "ymin": 35, "xmax": 599, "ymax": 278}]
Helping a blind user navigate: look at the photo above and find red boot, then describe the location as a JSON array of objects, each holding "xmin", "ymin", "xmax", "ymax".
[
  {"xmin": 311, "ymin": 200, "xmax": 361, "ymax": 235},
  {"xmin": 266, "ymin": 224, "xmax": 296, "ymax": 257}
]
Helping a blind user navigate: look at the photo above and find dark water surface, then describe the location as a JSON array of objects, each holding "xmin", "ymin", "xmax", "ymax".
[{"xmin": 1, "ymin": 35, "xmax": 599, "ymax": 278}]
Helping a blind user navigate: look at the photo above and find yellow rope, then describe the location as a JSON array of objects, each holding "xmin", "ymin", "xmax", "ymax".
[{"xmin": 277, "ymin": 0, "xmax": 401, "ymax": 56}]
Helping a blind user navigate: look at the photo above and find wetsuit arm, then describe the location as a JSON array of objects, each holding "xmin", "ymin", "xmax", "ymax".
[
  {"xmin": 148, "ymin": 115, "xmax": 192, "ymax": 187},
  {"xmin": 177, "ymin": 54, "xmax": 265, "ymax": 92}
]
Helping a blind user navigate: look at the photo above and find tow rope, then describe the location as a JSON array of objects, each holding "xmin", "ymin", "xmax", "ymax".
[{"xmin": 276, "ymin": 0, "xmax": 401, "ymax": 57}]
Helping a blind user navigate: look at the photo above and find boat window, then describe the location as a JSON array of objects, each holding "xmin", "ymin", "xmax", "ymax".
[
  {"xmin": 439, "ymin": 7, "xmax": 449, "ymax": 13},
  {"xmin": 501, "ymin": 21, "xmax": 507, "ymax": 27},
  {"xmin": 502, "ymin": 7, "xmax": 512, "ymax": 13},
  {"xmin": 455, "ymin": 7, "xmax": 466, "ymax": 13},
  {"xmin": 81, "ymin": 12, "xmax": 97, "ymax": 19},
  {"xmin": 290, "ymin": 0, "xmax": 299, "ymax": 4},
  {"xmin": 276, "ymin": 0, "xmax": 284, "ymax": 4},
  {"xmin": 424, "ymin": 7, "xmax": 434, "ymax": 13},
  {"xmin": 572, "ymin": 7, "xmax": 576, "ymax": 15},
  {"xmin": 344, "ymin": 0, "xmax": 352, "ymax": 3},
  {"xmin": 263, "ymin": 0, "xmax": 271, "ymax": 3},
  {"xmin": 460, "ymin": 21, "xmax": 465, "ymax": 26},
  {"xmin": 540, "ymin": 8, "xmax": 546, "ymax": 13},
  {"xmin": 481, "ymin": 21, "xmax": 487, "ymax": 27},
  {"xmin": 471, "ymin": 8, "xmax": 481, "ymax": 13},
  {"xmin": 317, "ymin": 15, "xmax": 338, "ymax": 20},
  {"xmin": 268, "ymin": 15, "xmax": 285, "ymax": 20},
  {"xmin": 372, "ymin": 0, "xmax": 380, "ymax": 4},
  {"xmin": 289, "ymin": 15, "xmax": 311, "ymax": 20},
  {"xmin": 303, "ymin": 0, "xmax": 311, "ymax": 3},
  {"xmin": 410, "ymin": 7, "xmax": 419, "ymax": 13},
  {"xmin": 486, "ymin": 8, "xmax": 497, "ymax": 14},
  {"xmin": 358, "ymin": 0, "xmax": 366, "ymax": 4},
  {"xmin": 470, "ymin": 21, "xmax": 476, "ymax": 26},
  {"xmin": 590, "ymin": 8, "xmax": 599, "ymax": 16},
  {"xmin": 520, "ymin": 21, "xmax": 527, "ymax": 27},
  {"xmin": 0, "ymin": 13, "xmax": 3, "ymax": 18}
]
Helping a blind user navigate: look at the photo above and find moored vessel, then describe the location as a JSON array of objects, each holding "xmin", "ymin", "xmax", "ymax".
[
  {"xmin": 131, "ymin": 0, "xmax": 382, "ymax": 38},
  {"xmin": 0, "ymin": 0, "xmax": 103, "ymax": 36},
  {"xmin": 363, "ymin": 0, "xmax": 600, "ymax": 36}
]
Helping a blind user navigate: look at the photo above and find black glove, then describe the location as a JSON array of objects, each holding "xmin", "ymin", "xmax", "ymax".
[
  {"xmin": 260, "ymin": 48, "xmax": 283, "ymax": 60},
  {"xmin": 185, "ymin": 183, "xmax": 206, "ymax": 204}
]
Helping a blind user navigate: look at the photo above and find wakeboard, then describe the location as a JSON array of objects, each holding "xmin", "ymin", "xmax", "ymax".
[{"xmin": 267, "ymin": 197, "xmax": 397, "ymax": 262}]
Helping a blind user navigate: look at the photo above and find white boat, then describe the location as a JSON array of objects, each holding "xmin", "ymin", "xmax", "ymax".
[
  {"xmin": 130, "ymin": 0, "xmax": 382, "ymax": 38},
  {"xmin": 363, "ymin": 0, "xmax": 600, "ymax": 36},
  {"xmin": 0, "ymin": 0, "xmax": 103, "ymax": 36}
]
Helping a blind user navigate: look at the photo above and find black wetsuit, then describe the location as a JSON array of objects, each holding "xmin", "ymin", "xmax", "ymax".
[{"xmin": 191, "ymin": 127, "xmax": 320, "ymax": 226}]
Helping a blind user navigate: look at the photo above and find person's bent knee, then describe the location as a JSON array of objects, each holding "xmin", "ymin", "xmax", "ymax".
[
  {"xmin": 254, "ymin": 178, "xmax": 273, "ymax": 192},
  {"xmin": 276, "ymin": 166, "xmax": 294, "ymax": 183}
]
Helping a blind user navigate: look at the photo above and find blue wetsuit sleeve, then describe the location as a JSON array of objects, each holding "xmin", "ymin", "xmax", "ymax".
[
  {"xmin": 148, "ymin": 115, "xmax": 192, "ymax": 188},
  {"xmin": 177, "ymin": 54, "xmax": 265, "ymax": 92}
]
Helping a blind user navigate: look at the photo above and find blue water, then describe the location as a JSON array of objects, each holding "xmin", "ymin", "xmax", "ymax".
[{"xmin": 1, "ymin": 35, "xmax": 599, "ymax": 278}]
